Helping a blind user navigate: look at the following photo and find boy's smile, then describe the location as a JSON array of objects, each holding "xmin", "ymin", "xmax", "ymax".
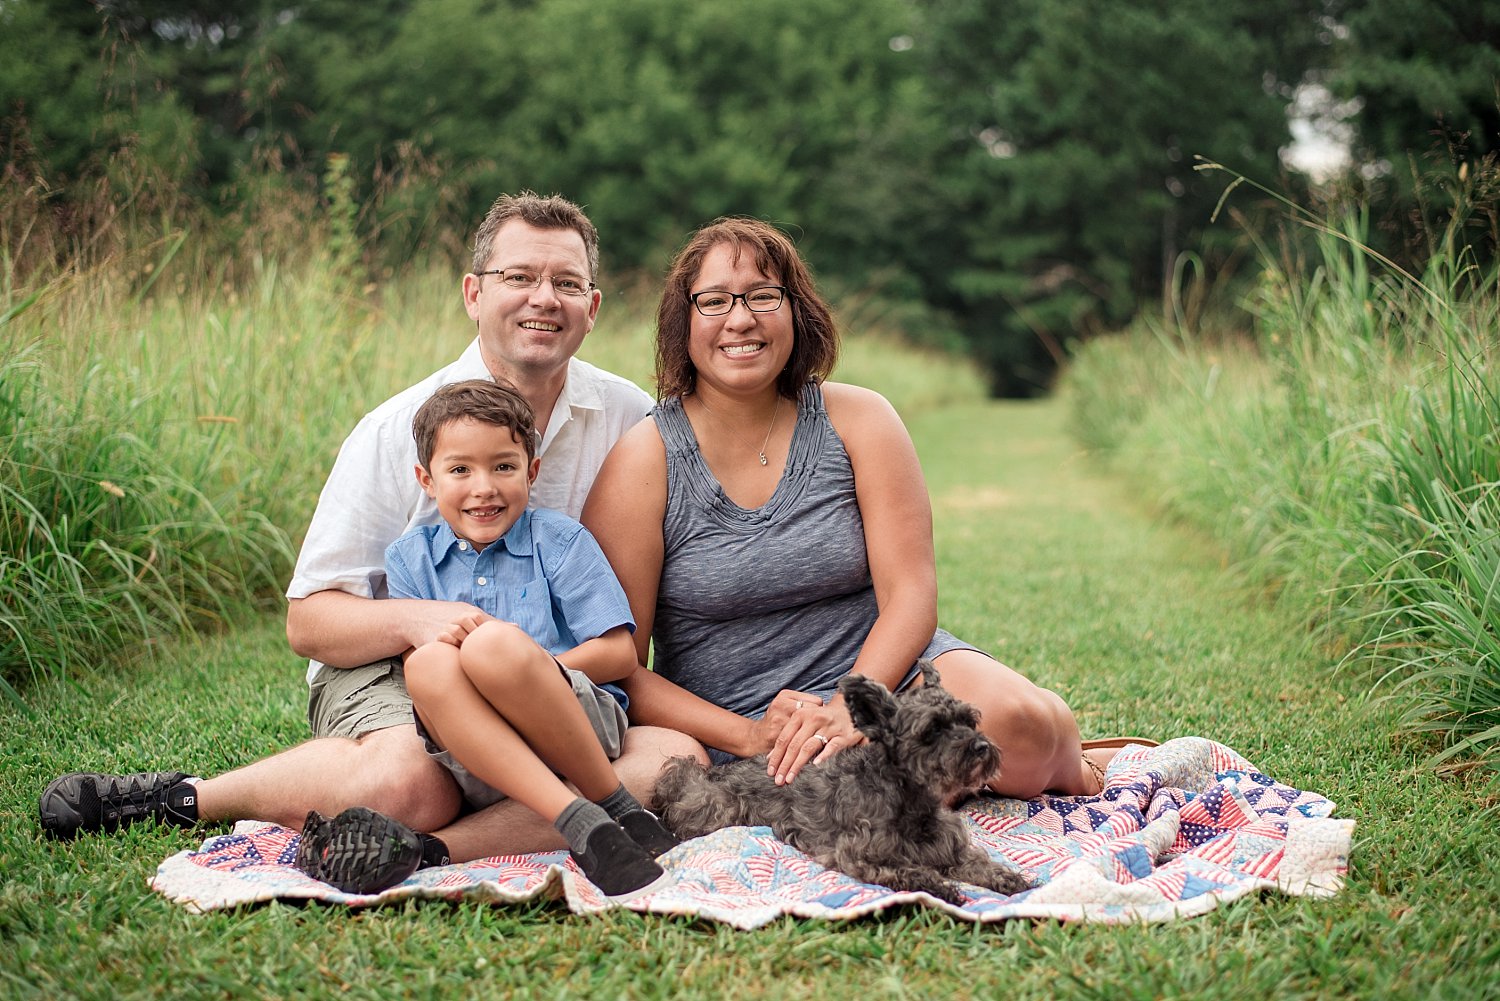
[{"xmin": 415, "ymin": 417, "xmax": 540, "ymax": 550}]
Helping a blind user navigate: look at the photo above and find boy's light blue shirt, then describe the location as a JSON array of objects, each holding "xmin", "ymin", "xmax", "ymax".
[{"xmin": 384, "ymin": 507, "xmax": 634, "ymax": 705}]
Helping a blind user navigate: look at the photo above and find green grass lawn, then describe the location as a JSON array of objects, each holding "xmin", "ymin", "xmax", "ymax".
[{"xmin": 4, "ymin": 396, "xmax": 1496, "ymax": 1000}]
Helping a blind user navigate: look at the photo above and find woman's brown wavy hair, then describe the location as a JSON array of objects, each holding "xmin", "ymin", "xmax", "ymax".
[{"xmin": 654, "ymin": 218, "xmax": 838, "ymax": 400}]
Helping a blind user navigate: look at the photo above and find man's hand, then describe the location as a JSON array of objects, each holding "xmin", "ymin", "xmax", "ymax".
[{"xmin": 288, "ymin": 592, "xmax": 497, "ymax": 666}]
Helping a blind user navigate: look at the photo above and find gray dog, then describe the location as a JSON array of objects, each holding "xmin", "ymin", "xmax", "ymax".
[{"xmin": 651, "ymin": 663, "xmax": 1031, "ymax": 903}]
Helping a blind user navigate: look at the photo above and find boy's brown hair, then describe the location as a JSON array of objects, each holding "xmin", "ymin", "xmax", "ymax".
[{"xmin": 412, "ymin": 379, "xmax": 538, "ymax": 469}]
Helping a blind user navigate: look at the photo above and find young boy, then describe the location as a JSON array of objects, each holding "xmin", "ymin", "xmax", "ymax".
[{"xmin": 294, "ymin": 379, "xmax": 677, "ymax": 901}]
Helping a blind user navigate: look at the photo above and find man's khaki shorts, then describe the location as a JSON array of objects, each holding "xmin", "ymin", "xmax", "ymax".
[{"xmin": 306, "ymin": 657, "xmax": 416, "ymax": 740}]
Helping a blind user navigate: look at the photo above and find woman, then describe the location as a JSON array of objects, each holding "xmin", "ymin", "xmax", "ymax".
[{"xmin": 583, "ymin": 218, "xmax": 1142, "ymax": 797}]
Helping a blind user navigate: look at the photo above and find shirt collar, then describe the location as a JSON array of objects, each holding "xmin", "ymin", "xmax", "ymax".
[
  {"xmin": 557, "ymin": 358, "xmax": 607, "ymax": 414},
  {"xmin": 427, "ymin": 507, "xmax": 534, "ymax": 561},
  {"xmin": 462, "ymin": 338, "xmax": 605, "ymax": 416},
  {"xmin": 538, "ymin": 358, "xmax": 606, "ymax": 455}
]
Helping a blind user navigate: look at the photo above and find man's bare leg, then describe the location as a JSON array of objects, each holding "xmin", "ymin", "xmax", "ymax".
[
  {"xmin": 192, "ymin": 725, "xmax": 463, "ymax": 832},
  {"xmin": 432, "ymin": 725, "xmax": 708, "ymax": 861},
  {"xmin": 43, "ymin": 721, "xmax": 705, "ymax": 858}
]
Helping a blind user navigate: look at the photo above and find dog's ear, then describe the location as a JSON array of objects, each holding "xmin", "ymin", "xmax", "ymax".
[
  {"xmin": 916, "ymin": 658, "xmax": 940, "ymax": 690},
  {"xmin": 839, "ymin": 673, "xmax": 898, "ymax": 740}
]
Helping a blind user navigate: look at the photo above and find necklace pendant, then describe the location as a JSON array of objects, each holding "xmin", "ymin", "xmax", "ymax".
[{"xmin": 757, "ymin": 452, "xmax": 768, "ymax": 466}]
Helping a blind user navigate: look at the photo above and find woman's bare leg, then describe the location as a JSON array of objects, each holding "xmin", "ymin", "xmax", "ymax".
[{"xmin": 929, "ymin": 648, "xmax": 1098, "ymax": 797}]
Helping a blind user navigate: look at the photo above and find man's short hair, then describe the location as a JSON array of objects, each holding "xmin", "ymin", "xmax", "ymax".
[
  {"xmin": 412, "ymin": 379, "xmax": 539, "ymax": 470},
  {"xmin": 471, "ymin": 191, "xmax": 601, "ymax": 282},
  {"xmin": 655, "ymin": 217, "xmax": 839, "ymax": 400}
]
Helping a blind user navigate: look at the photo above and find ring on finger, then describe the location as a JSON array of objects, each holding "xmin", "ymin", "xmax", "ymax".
[{"xmin": 810, "ymin": 733, "xmax": 829, "ymax": 745}]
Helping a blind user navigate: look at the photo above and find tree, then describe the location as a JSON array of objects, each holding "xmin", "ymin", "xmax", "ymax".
[
  {"xmin": 1332, "ymin": 0, "xmax": 1500, "ymax": 167},
  {"xmin": 913, "ymin": 0, "xmax": 1327, "ymax": 394},
  {"xmin": 10, "ymin": 0, "xmax": 1372, "ymax": 394},
  {"xmin": 288, "ymin": 0, "xmax": 934, "ymax": 279},
  {"xmin": 1, "ymin": 2, "xmax": 111, "ymax": 179},
  {"xmin": 1323, "ymin": 0, "xmax": 1500, "ymax": 264}
]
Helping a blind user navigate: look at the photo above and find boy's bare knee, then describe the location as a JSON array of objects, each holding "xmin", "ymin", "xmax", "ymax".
[
  {"xmin": 404, "ymin": 642, "xmax": 462, "ymax": 702},
  {"xmin": 460, "ymin": 621, "xmax": 552, "ymax": 691},
  {"xmin": 462, "ymin": 620, "xmax": 532, "ymax": 659}
]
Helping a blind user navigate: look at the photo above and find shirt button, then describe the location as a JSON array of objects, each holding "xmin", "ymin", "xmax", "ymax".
[
  {"xmin": 458, "ymin": 541, "xmax": 470, "ymax": 551},
  {"xmin": 477, "ymin": 577, "xmax": 488, "ymax": 586}
]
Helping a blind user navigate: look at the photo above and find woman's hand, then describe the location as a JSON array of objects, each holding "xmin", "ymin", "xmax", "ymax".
[
  {"xmin": 737, "ymin": 690, "xmax": 823, "ymax": 759},
  {"xmin": 766, "ymin": 695, "xmax": 864, "ymax": 785},
  {"xmin": 761, "ymin": 689, "xmax": 824, "ymax": 735}
]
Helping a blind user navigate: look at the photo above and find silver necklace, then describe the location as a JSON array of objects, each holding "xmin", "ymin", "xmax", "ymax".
[{"xmin": 695, "ymin": 396, "xmax": 781, "ymax": 466}]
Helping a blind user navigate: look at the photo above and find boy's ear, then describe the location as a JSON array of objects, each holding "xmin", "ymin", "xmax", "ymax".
[
  {"xmin": 414, "ymin": 462, "xmax": 437, "ymax": 498},
  {"xmin": 527, "ymin": 456, "xmax": 541, "ymax": 486}
]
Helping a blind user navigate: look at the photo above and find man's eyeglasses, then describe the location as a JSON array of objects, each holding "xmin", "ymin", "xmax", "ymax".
[
  {"xmin": 689, "ymin": 285, "xmax": 787, "ymax": 317},
  {"xmin": 475, "ymin": 269, "xmax": 595, "ymax": 297}
]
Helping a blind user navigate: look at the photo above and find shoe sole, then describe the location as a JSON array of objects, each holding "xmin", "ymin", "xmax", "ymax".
[
  {"xmin": 590, "ymin": 868, "xmax": 675, "ymax": 904},
  {"xmin": 297, "ymin": 807, "xmax": 421, "ymax": 895}
]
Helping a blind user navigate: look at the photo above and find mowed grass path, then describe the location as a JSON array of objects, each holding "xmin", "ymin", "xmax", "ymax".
[{"xmin": 3, "ymin": 396, "xmax": 1496, "ymax": 999}]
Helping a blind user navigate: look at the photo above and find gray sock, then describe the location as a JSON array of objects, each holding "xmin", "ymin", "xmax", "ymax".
[
  {"xmin": 554, "ymin": 798, "xmax": 614, "ymax": 855},
  {"xmin": 595, "ymin": 784, "xmax": 645, "ymax": 821}
]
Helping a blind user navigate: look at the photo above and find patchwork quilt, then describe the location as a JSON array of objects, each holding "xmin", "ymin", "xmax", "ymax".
[{"xmin": 150, "ymin": 737, "xmax": 1353, "ymax": 927}]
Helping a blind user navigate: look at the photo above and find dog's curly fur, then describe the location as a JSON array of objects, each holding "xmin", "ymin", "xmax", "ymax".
[{"xmin": 651, "ymin": 663, "xmax": 1031, "ymax": 903}]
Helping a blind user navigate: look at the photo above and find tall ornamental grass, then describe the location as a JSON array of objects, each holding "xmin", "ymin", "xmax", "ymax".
[
  {"xmin": 1, "ymin": 175, "xmax": 984, "ymax": 700},
  {"xmin": 1064, "ymin": 168, "xmax": 1500, "ymax": 769},
  {"xmin": 0, "ymin": 164, "xmax": 464, "ymax": 698}
]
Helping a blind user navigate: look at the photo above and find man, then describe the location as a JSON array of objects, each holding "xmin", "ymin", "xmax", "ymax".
[{"xmin": 40, "ymin": 192, "xmax": 705, "ymax": 863}]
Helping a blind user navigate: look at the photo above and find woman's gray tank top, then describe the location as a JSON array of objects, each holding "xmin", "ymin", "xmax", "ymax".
[{"xmin": 651, "ymin": 382, "xmax": 970, "ymax": 730}]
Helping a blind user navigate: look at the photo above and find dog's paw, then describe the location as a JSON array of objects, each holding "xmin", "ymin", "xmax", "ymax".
[{"xmin": 978, "ymin": 866, "xmax": 1032, "ymax": 897}]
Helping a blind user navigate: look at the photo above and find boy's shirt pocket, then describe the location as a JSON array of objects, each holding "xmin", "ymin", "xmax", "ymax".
[{"xmin": 505, "ymin": 576, "xmax": 563, "ymax": 653}]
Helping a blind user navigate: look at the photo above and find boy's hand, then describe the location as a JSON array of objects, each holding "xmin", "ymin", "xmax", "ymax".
[
  {"xmin": 396, "ymin": 603, "xmax": 489, "ymax": 651},
  {"xmin": 432, "ymin": 606, "xmax": 495, "ymax": 645}
]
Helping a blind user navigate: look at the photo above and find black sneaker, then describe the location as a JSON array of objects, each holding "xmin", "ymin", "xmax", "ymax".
[
  {"xmin": 570, "ymin": 821, "xmax": 672, "ymax": 902},
  {"xmin": 39, "ymin": 771, "xmax": 196, "ymax": 840},
  {"xmin": 615, "ymin": 808, "xmax": 680, "ymax": 859},
  {"xmin": 295, "ymin": 807, "xmax": 422, "ymax": 895}
]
